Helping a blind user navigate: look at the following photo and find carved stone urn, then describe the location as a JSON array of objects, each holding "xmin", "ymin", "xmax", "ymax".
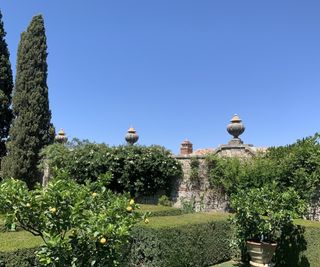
[
  {"xmin": 227, "ymin": 114, "xmax": 245, "ymax": 145},
  {"xmin": 125, "ymin": 127, "xmax": 139, "ymax": 145},
  {"xmin": 55, "ymin": 129, "xmax": 68, "ymax": 144}
]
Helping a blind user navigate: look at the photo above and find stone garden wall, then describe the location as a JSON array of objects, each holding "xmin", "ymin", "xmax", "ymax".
[
  {"xmin": 308, "ymin": 185, "xmax": 320, "ymax": 221},
  {"xmin": 172, "ymin": 145, "xmax": 320, "ymax": 221},
  {"xmin": 171, "ymin": 156, "xmax": 228, "ymax": 212},
  {"xmin": 171, "ymin": 143, "xmax": 256, "ymax": 211}
]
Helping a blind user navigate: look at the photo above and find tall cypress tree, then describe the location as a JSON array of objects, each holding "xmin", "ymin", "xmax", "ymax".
[
  {"xmin": 0, "ymin": 10, "xmax": 13, "ymax": 160},
  {"xmin": 1, "ymin": 15, "xmax": 55, "ymax": 187}
]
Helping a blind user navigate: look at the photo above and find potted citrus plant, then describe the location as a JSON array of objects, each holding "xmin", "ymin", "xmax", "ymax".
[{"xmin": 230, "ymin": 182, "xmax": 306, "ymax": 267}]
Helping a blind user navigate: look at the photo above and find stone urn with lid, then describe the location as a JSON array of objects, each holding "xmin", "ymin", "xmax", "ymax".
[
  {"xmin": 227, "ymin": 114, "xmax": 245, "ymax": 145},
  {"xmin": 125, "ymin": 127, "xmax": 139, "ymax": 145},
  {"xmin": 55, "ymin": 129, "xmax": 68, "ymax": 144}
]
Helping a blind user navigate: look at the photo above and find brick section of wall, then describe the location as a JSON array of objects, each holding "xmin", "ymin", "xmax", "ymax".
[{"xmin": 180, "ymin": 140, "xmax": 193, "ymax": 155}]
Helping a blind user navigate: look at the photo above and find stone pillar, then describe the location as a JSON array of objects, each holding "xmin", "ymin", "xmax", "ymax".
[{"xmin": 180, "ymin": 139, "xmax": 193, "ymax": 155}]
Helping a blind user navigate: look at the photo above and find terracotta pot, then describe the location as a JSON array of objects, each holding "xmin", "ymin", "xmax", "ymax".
[{"xmin": 246, "ymin": 240, "xmax": 277, "ymax": 267}]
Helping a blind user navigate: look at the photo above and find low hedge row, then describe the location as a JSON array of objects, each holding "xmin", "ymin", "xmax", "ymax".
[
  {"xmin": 275, "ymin": 219, "xmax": 320, "ymax": 267},
  {"xmin": 123, "ymin": 213, "xmax": 232, "ymax": 267},
  {"xmin": 0, "ymin": 248, "xmax": 39, "ymax": 267}
]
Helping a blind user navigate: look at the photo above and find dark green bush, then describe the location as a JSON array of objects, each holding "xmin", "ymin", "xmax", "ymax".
[
  {"xmin": 0, "ymin": 248, "xmax": 38, "ymax": 267},
  {"xmin": 40, "ymin": 141, "xmax": 182, "ymax": 197},
  {"xmin": 158, "ymin": 195, "xmax": 173, "ymax": 207}
]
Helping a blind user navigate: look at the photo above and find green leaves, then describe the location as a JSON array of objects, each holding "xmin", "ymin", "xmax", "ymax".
[
  {"xmin": 40, "ymin": 142, "xmax": 183, "ymax": 197},
  {"xmin": 0, "ymin": 176, "xmax": 145, "ymax": 266},
  {"xmin": 230, "ymin": 182, "xmax": 307, "ymax": 247},
  {"xmin": 0, "ymin": 10, "xmax": 13, "ymax": 160},
  {"xmin": 207, "ymin": 133, "xmax": 320, "ymax": 202},
  {"xmin": 1, "ymin": 14, "xmax": 54, "ymax": 188}
]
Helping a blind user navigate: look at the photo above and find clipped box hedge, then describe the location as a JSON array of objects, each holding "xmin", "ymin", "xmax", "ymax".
[
  {"xmin": 275, "ymin": 219, "xmax": 320, "ymax": 267},
  {"xmin": 123, "ymin": 212, "xmax": 232, "ymax": 267},
  {"xmin": 0, "ymin": 248, "xmax": 39, "ymax": 267}
]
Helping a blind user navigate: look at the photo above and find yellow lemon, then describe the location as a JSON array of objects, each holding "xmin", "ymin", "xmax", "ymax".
[
  {"xmin": 100, "ymin": 237, "xmax": 107, "ymax": 244},
  {"xmin": 144, "ymin": 218, "xmax": 150, "ymax": 224},
  {"xmin": 26, "ymin": 203, "xmax": 31, "ymax": 208},
  {"xmin": 50, "ymin": 207, "xmax": 57, "ymax": 214},
  {"xmin": 92, "ymin": 192, "xmax": 98, "ymax": 197},
  {"xmin": 126, "ymin": 206, "xmax": 133, "ymax": 212},
  {"xmin": 129, "ymin": 199, "xmax": 135, "ymax": 205}
]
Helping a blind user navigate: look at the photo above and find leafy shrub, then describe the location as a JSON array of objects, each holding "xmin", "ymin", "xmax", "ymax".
[
  {"xmin": 158, "ymin": 195, "xmax": 173, "ymax": 207},
  {"xmin": 189, "ymin": 157, "xmax": 201, "ymax": 188},
  {"xmin": 180, "ymin": 196, "xmax": 196, "ymax": 214},
  {"xmin": 40, "ymin": 141, "xmax": 182, "ymax": 197},
  {"xmin": 207, "ymin": 133, "xmax": 320, "ymax": 202},
  {"xmin": 0, "ymin": 173, "xmax": 145, "ymax": 266},
  {"xmin": 230, "ymin": 182, "xmax": 307, "ymax": 261}
]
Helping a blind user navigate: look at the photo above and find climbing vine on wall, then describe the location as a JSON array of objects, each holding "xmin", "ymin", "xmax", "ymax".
[{"xmin": 206, "ymin": 133, "xmax": 320, "ymax": 202}]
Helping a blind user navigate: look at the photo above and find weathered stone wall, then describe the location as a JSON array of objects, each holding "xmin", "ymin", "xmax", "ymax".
[
  {"xmin": 172, "ymin": 156, "xmax": 228, "ymax": 211},
  {"xmin": 172, "ymin": 143, "xmax": 255, "ymax": 211},
  {"xmin": 214, "ymin": 144, "xmax": 256, "ymax": 158},
  {"xmin": 173, "ymin": 145, "xmax": 320, "ymax": 221},
  {"xmin": 308, "ymin": 185, "xmax": 320, "ymax": 221}
]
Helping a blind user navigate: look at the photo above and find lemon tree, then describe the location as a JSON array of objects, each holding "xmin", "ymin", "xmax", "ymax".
[{"xmin": 0, "ymin": 172, "xmax": 145, "ymax": 266}]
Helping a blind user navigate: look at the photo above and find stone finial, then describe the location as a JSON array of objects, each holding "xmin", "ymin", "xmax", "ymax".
[
  {"xmin": 180, "ymin": 139, "xmax": 193, "ymax": 155},
  {"xmin": 227, "ymin": 114, "xmax": 245, "ymax": 145},
  {"xmin": 55, "ymin": 129, "xmax": 68, "ymax": 144},
  {"xmin": 125, "ymin": 127, "xmax": 139, "ymax": 145}
]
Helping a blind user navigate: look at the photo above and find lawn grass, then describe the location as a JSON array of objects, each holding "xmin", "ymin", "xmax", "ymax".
[
  {"xmin": 139, "ymin": 211, "xmax": 230, "ymax": 228},
  {"xmin": 0, "ymin": 230, "xmax": 42, "ymax": 252},
  {"xmin": 0, "ymin": 214, "xmax": 4, "ymax": 225}
]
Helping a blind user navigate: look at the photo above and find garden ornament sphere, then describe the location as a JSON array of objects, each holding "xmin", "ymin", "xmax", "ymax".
[
  {"xmin": 125, "ymin": 127, "xmax": 139, "ymax": 145},
  {"xmin": 227, "ymin": 114, "xmax": 245, "ymax": 143}
]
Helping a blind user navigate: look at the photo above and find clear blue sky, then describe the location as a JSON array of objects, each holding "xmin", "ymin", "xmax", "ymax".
[{"xmin": 1, "ymin": 1, "xmax": 320, "ymax": 153}]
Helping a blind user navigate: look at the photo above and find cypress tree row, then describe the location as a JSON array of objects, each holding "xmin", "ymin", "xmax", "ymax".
[
  {"xmin": 1, "ymin": 15, "xmax": 55, "ymax": 187},
  {"xmin": 0, "ymin": 10, "xmax": 13, "ymax": 160}
]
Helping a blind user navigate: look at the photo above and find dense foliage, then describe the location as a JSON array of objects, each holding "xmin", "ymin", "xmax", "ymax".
[
  {"xmin": 207, "ymin": 133, "xmax": 320, "ymax": 201},
  {"xmin": 189, "ymin": 157, "xmax": 201, "ymax": 188},
  {"xmin": 40, "ymin": 141, "xmax": 182, "ymax": 197},
  {"xmin": 124, "ymin": 215, "xmax": 233, "ymax": 267},
  {"xmin": 1, "ymin": 15, "xmax": 54, "ymax": 187},
  {"xmin": 0, "ymin": 173, "xmax": 144, "ymax": 266},
  {"xmin": 230, "ymin": 183, "xmax": 306, "ymax": 250},
  {"xmin": 0, "ymin": 11, "xmax": 13, "ymax": 161}
]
